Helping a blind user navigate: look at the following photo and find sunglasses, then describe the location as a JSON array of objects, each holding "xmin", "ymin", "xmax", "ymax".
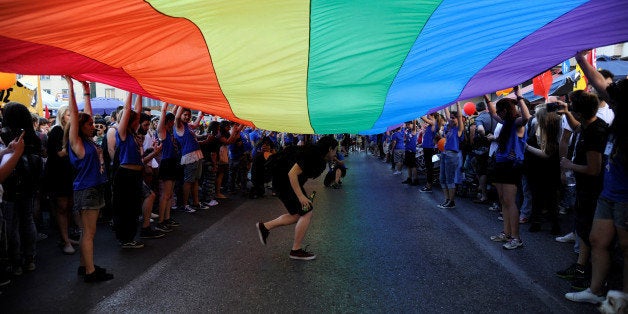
[{"xmin": 95, "ymin": 124, "xmax": 106, "ymax": 130}]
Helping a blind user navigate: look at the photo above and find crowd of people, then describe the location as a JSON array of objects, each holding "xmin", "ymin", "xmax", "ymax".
[
  {"xmin": 0, "ymin": 50, "xmax": 625, "ymax": 307},
  {"xmin": 359, "ymin": 51, "xmax": 627, "ymax": 305}
]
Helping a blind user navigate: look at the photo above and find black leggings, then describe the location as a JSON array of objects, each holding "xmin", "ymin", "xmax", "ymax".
[
  {"xmin": 112, "ymin": 167, "xmax": 143, "ymax": 243},
  {"xmin": 423, "ymin": 148, "xmax": 437, "ymax": 186}
]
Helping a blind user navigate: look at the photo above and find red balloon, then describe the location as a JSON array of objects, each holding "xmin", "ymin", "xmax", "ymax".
[
  {"xmin": 463, "ymin": 102, "xmax": 476, "ymax": 116},
  {"xmin": 437, "ymin": 138, "xmax": 446, "ymax": 152}
]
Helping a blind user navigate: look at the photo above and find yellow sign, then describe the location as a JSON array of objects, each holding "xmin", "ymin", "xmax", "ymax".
[
  {"xmin": 0, "ymin": 81, "xmax": 36, "ymax": 113},
  {"xmin": 573, "ymin": 64, "xmax": 587, "ymax": 91}
]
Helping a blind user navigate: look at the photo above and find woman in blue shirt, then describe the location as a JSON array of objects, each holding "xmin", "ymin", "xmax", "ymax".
[
  {"xmin": 438, "ymin": 103, "xmax": 463, "ymax": 209},
  {"xmin": 420, "ymin": 112, "xmax": 442, "ymax": 192},
  {"xmin": 64, "ymin": 76, "xmax": 112, "ymax": 282},
  {"xmin": 487, "ymin": 86, "xmax": 531, "ymax": 250}
]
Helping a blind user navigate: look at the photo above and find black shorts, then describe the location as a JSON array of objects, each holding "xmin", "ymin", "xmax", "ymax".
[
  {"xmin": 159, "ymin": 158, "xmax": 182, "ymax": 181},
  {"xmin": 575, "ymin": 191, "xmax": 599, "ymax": 247},
  {"xmin": 474, "ymin": 153, "xmax": 489, "ymax": 176},
  {"xmin": 490, "ymin": 161, "xmax": 522, "ymax": 185},
  {"xmin": 404, "ymin": 151, "xmax": 417, "ymax": 167}
]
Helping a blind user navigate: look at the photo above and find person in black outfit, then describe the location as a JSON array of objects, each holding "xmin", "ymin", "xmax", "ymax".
[{"xmin": 256, "ymin": 135, "xmax": 338, "ymax": 260}]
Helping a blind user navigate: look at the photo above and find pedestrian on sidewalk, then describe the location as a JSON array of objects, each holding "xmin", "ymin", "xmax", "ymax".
[{"xmin": 256, "ymin": 135, "xmax": 338, "ymax": 260}]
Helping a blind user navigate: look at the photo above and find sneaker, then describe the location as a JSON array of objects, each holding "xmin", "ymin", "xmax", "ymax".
[
  {"xmin": 256, "ymin": 222, "xmax": 269, "ymax": 245},
  {"xmin": 392, "ymin": 171, "xmax": 402, "ymax": 175},
  {"xmin": 183, "ymin": 205, "xmax": 197, "ymax": 213},
  {"xmin": 63, "ymin": 243, "xmax": 76, "ymax": 255},
  {"xmin": 0, "ymin": 274, "xmax": 10, "ymax": 287},
  {"xmin": 37, "ymin": 233, "xmax": 48, "ymax": 242},
  {"xmin": 12, "ymin": 266, "xmax": 23, "ymax": 276},
  {"xmin": 140, "ymin": 227, "xmax": 165, "ymax": 239},
  {"xmin": 556, "ymin": 263, "xmax": 586, "ymax": 280},
  {"xmin": 165, "ymin": 218, "xmax": 181, "ymax": 227},
  {"xmin": 289, "ymin": 248, "xmax": 316, "ymax": 260},
  {"xmin": 488, "ymin": 203, "xmax": 500, "ymax": 211},
  {"xmin": 170, "ymin": 205, "xmax": 182, "ymax": 211},
  {"xmin": 503, "ymin": 238, "xmax": 523, "ymax": 250},
  {"xmin": 77, "ymin": 265, "xmax": 106, "ymax": 276},
  {"xmin": 441, "ymin": 200, "xmax": 456, "ymax": 209},
  {"xmin": 202, "ymin": 200, "xmax": 219, "ymax": 207},
  {"xmin": 519, "ymin": 217, "xmax": 529, "ymax": 224},
  {"xmin": 490, "ymin": 232, "xmax": 511, "ymax": 242},
  {"xmin": 120, "ymin": 241, "xmax": 145, "ymax": 249},
  {"xmin": 24, "ymin": 262, "xmax": 36, "ymax": 272},
  {"xmin": 570, "ymin": 277, "xmax": 591, "ymax": 291},
  {"xmin": 437, "ymin": 200, "xmax": 450, "ymax": 208},
  {"xmin": 419, "ymin": 186, "xmax": 432, "ymax": 193},
  {"xmin": 564, "ymin": 288, "xmax": 604, "ymax": 304},
  {"xmin": 154, "ymin": 222, "xmax": 173, "ymax": 233},
  {"xmin": 84, "ymin": 270, "xmax": 114, "ymax": 283},
  {"xmin": 555, "ymin": 232, "xmax": 576, "ymax": 243},
  {"xmin": 195, "ymin": 203, "xmax": 210, "ymax": 210},
  {"xmin": 150, "ymin": 212, "xmax": 159, "ymax": 219},
  {"xmin": 497, "ymin": 213, "xmax": 504, "ymax": 221}
]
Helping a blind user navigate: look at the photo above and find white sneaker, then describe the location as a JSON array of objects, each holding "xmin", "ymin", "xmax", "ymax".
[
  {"xmin": 555, "ymin": 232, "xmax": 576, "ymax": 243},
  {"xmin": 62, "ymin": 243, "xmax": 75, "ymax": 255},
  {"xmin": 208, "ymin": 199, "xmax": 219, "ymax": 206},
  {"xmin": 565, "ymin": 288, "xmax": 604, "ymax": 304},
  {"xmin": 392, "ymin": 171, "xmax": 402, "ymax": 175},
  {"xmin": 503, "ymin": 238, "xmax": 523, "ymax": 250},
  {"xmin": 150, "ymin": 213, "xmax": 159, "ymax": 219}
]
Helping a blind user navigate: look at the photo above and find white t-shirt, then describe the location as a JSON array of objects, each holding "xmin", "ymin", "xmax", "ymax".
[{"xmin": 489, "ymin": 123, "xmax": 503, "ymax": 157}]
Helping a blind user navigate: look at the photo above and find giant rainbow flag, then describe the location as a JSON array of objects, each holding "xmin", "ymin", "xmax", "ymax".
[{"xmin": 1, "ymin": 0, "xmax": 627, "ymax": 133}]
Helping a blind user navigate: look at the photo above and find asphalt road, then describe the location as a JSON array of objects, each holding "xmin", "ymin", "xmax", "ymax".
[{"xmin": 0, "ymin": 151, "xmax": 601, "ymax": 313}]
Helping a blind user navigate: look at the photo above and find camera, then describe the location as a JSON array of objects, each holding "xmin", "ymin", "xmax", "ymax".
[{"xmin": 546, "ymin": 102, "xmax": 560, "ymax": 112}]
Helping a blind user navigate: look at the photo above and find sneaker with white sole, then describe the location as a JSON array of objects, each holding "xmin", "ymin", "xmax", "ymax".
[
  {"xmin": 503, "ymin": 238, "xmax": 523, "ymax": 250},
  {"xmin": 62, "ymin": 243, "xmax": 76, "ymax": 255},
  {"xmin": 437, "ymin": 200, "xmax": 450, "ymax": 208},
  {"xmin": 490, "ymin": 232, "xmax": 511, "ymax": 242},
  {"xmin": 555, "ymin": 232, "xmax": 576, "ymax": 243},
  {"xmin": 183, "ymin": 205, "xmax": 197, "ymax": 213},
  {"xmin": 256, "ymin": 222, "xmax": 269, "ymax": 245},
  {"xmin": 120, "ymin": 241, "xmax": 145, "ymax": 249},
  {"xmin": 289, "ymin": 248, "xmax": 316, "ymax": 260},
  {"xmin": 564, "ymin": 288, "xmax": 604, "ymax": 304}
]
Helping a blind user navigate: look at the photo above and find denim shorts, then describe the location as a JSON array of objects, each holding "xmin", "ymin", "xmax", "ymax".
[
  {"xmin": 594, "ymin": 197, "xmax": 628, "ymax": 230},
  {"xmin": 439, "ymin": 150, "xmax": 459, "ymax": 189},
  {"xmin": 183, "ymin": 160, "xmax": 203, "ymax": 183},
  {"xmin": 73, "ymin": 185, "xmax": 106, "ymax": 211}
]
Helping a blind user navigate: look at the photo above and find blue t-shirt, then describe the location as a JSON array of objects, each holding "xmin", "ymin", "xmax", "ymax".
[
  {"xmin": 160, "ymin": 128, "xmax": 179, "ymax": 160},
  {"xmin": 174, "ymin": 123, "xmax": 201, "ymax": 155},
  {"xmin": 422, "ymin": 125, "xmax": 436, "ymax": 149},
  {"xmin": 249, "ymin": 129, "xmax": 260, "ymax": 144},
  {"xmin": 601, "ymin": 155, "xmax": 628, "ymax": 202},
  {"xmin": 392, "ymin": 131, "xmax": 405, "ymax": 150},
  {"xmin": 443, "ymin": 124, "xmax": 463, "ymax": 152},
  {"xmin": 495, "ymin": 124, "xmax": 527, "ymax": 164},
  {"xmin": 405, "ymin": 131, "xmax": 418, "ymax": 152},
  {"xmin": 116, "ymin": 131, "xmax": 142, "ymax": 166},
  {"xmin": 69, "ymin": 138, "xmax": 107, "ymax": 190}
]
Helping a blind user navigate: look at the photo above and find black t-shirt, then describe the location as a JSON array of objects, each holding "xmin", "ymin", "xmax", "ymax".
[
  {"xmin": 272, "ymin": 145, "xmax": 326, "ymax": 193},
  {"xmin": 45, "ymin": 125, "xmax": 73, "ymax": 179},
  {"xmin": 574, "ymin": 118, "xmax": 608, "ymax": 193}
]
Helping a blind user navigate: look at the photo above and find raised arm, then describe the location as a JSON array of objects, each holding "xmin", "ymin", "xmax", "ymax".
[
  {"xmin": 575, "ymin": 50, "xmax": 610, "ymax": 102},
  {"xmin": 80, "ymin": 81, "xmax": 92, "ymax": 116},
  {"xmin": 189, "ymin": 111, "xmax": 204, "ymax": 129},
  {"xmin": 64, "ymin": 76, "xmax": 84, "ymax": 158},
  {"xmin": 514, "ymin": 86, "xmax": 531, "ymax": 126},
  {"xmin": 134, "ymin": 95, "xmax": 142, "ymax": 115},
  {"xmin": 157, "ymin": 102, "xmax": 168, "ymax": 140},
  {"xmin": 455, "ymin": 102, "xmax": 463, "ymax": 137},
  {"xmin": 485, "ymin": 94, "xmax": 503, "ymax": 123},
  {"xmin": 117, "ymin": 93, "xmax": 133, "ymax": 140}
]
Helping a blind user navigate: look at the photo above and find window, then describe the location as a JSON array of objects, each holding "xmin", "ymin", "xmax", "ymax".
[
  {"xmin": 43, "ymin": 89, "xmax": 51, "ymax": 94},
  {"xmin": 40, "ymin": 75, "xmax": 50, "ymax": 80},
  {"xmin": 105, "ymin": 88, "xmax": 115, "ymax": 98},
  {"xmin": 61, "ymin": 89, "xmax": 68, "ymax": 95}
]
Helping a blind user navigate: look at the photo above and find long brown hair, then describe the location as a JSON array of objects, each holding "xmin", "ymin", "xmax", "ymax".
[
  {"xmin": 536, "ymin": 107, "xmax": 560, "ymax": 156},
  {"xmin": 63, "ymin": 112, "xmax": 93, "ymax": 152}
]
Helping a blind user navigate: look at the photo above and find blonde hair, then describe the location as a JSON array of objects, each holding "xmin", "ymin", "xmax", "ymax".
[{"xmin": 56, "ymin": 105, "xmax": 70, "ymax": 127}]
